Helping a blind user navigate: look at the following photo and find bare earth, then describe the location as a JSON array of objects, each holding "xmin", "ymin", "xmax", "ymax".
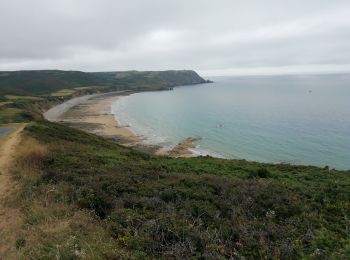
[
  {"xmin": 45, "ymin": 92, "xmax": 199, "ymax": 157},
  {"xmin": 0, "ymin": 123, "xmax": 26, "ymax": 257},
  {"xmin": 0, "ymin": 124, "xmax": 26, "ymax": 198}
]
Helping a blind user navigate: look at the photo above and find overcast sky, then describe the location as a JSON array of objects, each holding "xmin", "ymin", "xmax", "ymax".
[{"xmin": 1, "ymin": 0, "xmax": 350, "ymax": 76}]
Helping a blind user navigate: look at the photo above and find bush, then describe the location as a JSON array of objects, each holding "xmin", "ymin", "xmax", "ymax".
[
  {"xmin": 249, "ymin": 167, "xmax": 271, "ymax": 178},
  {"xmin": 76, "ymin": 187, "xmax": 113, "ymax": 218},
  {"xmin": 16, "ymin": 238, "xmax": 26, "ymax": 249}
]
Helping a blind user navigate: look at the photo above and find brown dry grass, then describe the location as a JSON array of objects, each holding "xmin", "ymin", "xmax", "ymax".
[
  {"xmin": 0, "ymin": 124, "xmax": 27, "ymax": 258},
  {"xmin": 2, "ymin": 133, "xmax": 116, "ymax": 258},
  {"xmin": 4, "ymin": 95, "xmax": 42, "ymax": 101},
  {"xmin": 0, "ymin": 135, "xmax": 63, "ymax": 258}
]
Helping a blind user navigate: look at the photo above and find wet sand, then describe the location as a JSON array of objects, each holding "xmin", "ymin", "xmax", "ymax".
[
  {"xmin": 43, "ymin": 94, "xmax": 100, "ymax": 122},
  {"xmin": 44, "ymin": 92, "xmax": 199, "ymax": 157}
]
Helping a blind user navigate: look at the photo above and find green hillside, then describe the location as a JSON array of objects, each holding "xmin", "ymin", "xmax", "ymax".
[
  {"xmin": 0, "ymin": 70, "xmax": 103, "ymax": 95},
  {"xmin": 0, "ymin": 70, "xmax": 208, "ymax": 96},
  {"xmin": 9, "ymin": 121, "xmax": 350, "ymax": 258}
]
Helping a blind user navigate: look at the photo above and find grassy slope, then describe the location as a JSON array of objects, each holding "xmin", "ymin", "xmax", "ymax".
[
  {"xmin": 11, "ymin": 121, "xmax": 350, "ymax": 259},
  {"xmin": 0, "ymin": 70, "xmax": 107, "ymax": 96}
]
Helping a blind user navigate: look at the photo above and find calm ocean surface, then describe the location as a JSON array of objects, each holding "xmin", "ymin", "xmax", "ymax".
[{"xmin": 112, "ymin": 74, "xmax": 350, "ymax": 170}]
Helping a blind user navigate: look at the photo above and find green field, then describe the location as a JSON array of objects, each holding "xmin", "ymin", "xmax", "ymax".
[
  {"xmin": 0, "ymin": 107, "xmax": 32, "ymax": 124},
  {"xmin": 51, "ymin": 89, "xmax": 77, "ymax": 97},
  {"xmin": 0, "ymin": 101, "xmax": 12, "ymax": 107}
]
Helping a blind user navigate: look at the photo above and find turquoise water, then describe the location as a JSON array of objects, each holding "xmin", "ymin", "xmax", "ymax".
[{"xmin": 112, "ymin": 74, "xmax": 350, "ymax": 170}]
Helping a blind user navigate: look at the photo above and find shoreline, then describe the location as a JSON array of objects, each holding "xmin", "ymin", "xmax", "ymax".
[{"xmin": 44, "ymin": 91, "xmax": 200, "ymax": 157}]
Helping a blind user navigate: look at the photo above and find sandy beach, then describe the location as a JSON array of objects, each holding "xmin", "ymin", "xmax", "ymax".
[{"xmin": 44, "ymin": 92, "xmax": 199, "ymax": 156}]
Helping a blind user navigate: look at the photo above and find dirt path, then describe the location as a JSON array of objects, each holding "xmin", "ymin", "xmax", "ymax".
[
  {"xmin": 0, "ymin": 123, "xmax": 26, "ymax": 258},
  {"xmin": 0, "ymin": 124, "xmax": 26, "ymax": 196}
]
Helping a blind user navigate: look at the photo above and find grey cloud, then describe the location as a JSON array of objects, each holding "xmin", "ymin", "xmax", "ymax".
[{"xmin": 0, "ymin": 0, "xmax": 350, "ymax": 75}]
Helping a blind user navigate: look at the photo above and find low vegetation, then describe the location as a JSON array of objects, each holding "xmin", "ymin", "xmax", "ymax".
[
  {"xmin": 8, "ymin": 121, "xmax": 350, "ymax": 259},
  {"xmin": 0, "ymin": 107, "xmax": 32, "ymax": 124},
  {"xmin": 0, "ymin": 101, "xmax": 12, "ymax": 107},
  {"xmin": 4, "ymin": 95, "xmax": 42, "ymax": 100},
  {"xmin": 51, "ymin": 89, "xmax": 78, "ymax": 97}
]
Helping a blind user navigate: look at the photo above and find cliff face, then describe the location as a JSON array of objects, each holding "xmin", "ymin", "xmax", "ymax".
[
  {"xmin": 148, "ymin": 70, "xmax": 208, "ymax": 87},
  {"xmin": 95, "ymin": 70, "xmax": 210, "ymax": 91},
  {"xmin": 0, "ymin": 70, "xmax": 209, "ymax": 95}
]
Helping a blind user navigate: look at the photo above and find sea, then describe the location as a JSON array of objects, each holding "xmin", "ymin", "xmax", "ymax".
[{"xmin": 111, "ymin": 74, "xmax": 350, "ymax": 170}]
